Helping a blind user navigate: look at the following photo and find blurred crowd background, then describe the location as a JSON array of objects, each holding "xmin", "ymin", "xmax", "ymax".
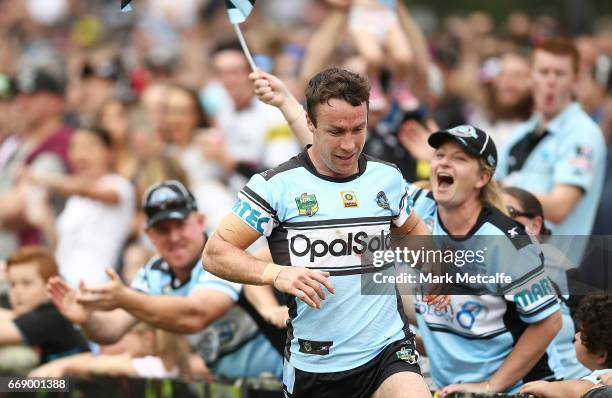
[{"xmin": 0, "ymin": 0, "xmax": 611, "ymax": 391}]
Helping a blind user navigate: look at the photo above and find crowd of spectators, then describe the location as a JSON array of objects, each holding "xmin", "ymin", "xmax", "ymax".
[{"xmin": 0, "ymin": 0, "xmax": 611, "ymax": 395}]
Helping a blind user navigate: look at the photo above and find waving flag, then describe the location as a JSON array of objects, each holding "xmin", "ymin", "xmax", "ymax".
[
  {"xmin": 120, "ymin": 0, "xmax": 132, "ymax": 12},
  {"xmin": 225, "ymin": 0, "xmax": 255, "ymax": 24}
]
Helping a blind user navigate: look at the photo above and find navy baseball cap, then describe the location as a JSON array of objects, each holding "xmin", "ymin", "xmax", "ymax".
[
  {"xmin": 142, "ymin": 180, "xmax": 198, "ymax": 227},
  {"xmin": 428, "ymin": 124, "xmax": 498, "ymax": 169},
  {"xmin": 17, "ymin": 69, "xmax": 64, "ymax": 96}
]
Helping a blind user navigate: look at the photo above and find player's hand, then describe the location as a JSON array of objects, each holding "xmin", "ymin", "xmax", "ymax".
[
  {"xmin": 77, "ymin": 268, "xmax": 128, "ymax": 311},
  {"xmin": 424, "ymin": 294, "xmax": 450, "ymax": 310},
  {"xmin": 520, "ymin": 380, "xmax": 552, "ymax": 397},
  {"xmin": 249, "ymin": 70, "xmax": 290, "ymax": 109},
  {"xmin": 261, "ymin": 305, "xmax": 289, "ymax": 328},
  {"xmin": 47, "ymin": 277, "xmax": 91, "ymax": 324},
  {"xmin": 273, "ymin": 267, "xmax": 335, "ymax": 309},
  {"xmin": 440, "ymin": 381, "xmax": 491, "ymax": 398}
]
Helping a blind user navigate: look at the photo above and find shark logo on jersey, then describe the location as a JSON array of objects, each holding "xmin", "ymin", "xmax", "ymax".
[
  {"xmin": 295, "ymin": 193, "xmax": 319, "ymax": 217},
  {"xmin": 376, "ymin": 191, "xmax": 390, "ymax": 209},
  {"xmin": 507, "ymin": 227, "xmax": 518, "ymax": 237},
  {"xmin": 396, "ymin": 346, "xmax": 418, "ymax": 364},
  {"xmin": 448, "ymin": 125, "xmax": 478, "ymax": 139},
  {"xmin": 341, "ymin": 191, "xmax": 358, "ymax": 208}
]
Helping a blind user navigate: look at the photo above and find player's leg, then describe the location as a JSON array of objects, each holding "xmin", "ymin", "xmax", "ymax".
[{"xmin": 372, "ymin": 371, "xmax": 432, "ymax": 398}]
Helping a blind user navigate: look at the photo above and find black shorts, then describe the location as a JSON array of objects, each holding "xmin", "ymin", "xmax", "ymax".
[{"xmin": 283, "ymin": 337, "xmax": 422, "ymax": 398}]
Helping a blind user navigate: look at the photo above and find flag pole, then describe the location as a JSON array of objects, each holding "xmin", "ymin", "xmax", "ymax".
[{"xmin": 232, "ymin": 23, "xmax": 257, "ymax": 72}]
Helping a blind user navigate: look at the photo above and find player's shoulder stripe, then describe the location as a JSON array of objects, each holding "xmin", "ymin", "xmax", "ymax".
[
  {"xmin": 479, "ymin": 205, "xmax": 534, "ymax": 250},
  {"xmin": 258, "ymin": 152, "xmax": 305, "ymax": 181},
  {"xmin": 241, "ymin": 186, "xmax": 279, "ymax": 221},
  {"xmin": 363, "ymin": 153, "xmax": 402, "ymax": 173}
]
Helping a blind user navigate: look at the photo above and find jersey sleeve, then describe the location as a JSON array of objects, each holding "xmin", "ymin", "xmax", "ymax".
[
  {"xmin": 553, "ymin": 136, "xmax": 601, "ymax": 192},
  {"xmin": 233, "ymin": 174, "xmax": 279, "ymax": 236},
  {"xmin": 391, "ymin": 178, "xmax": 414, "ymax": 228},
  {"xmin": 489, "ymin": 234, "xmax": 560, "ymax": 323},
  {"xmin": 192, "ymin": 268, "xmax": 242, "ymax": 302}
]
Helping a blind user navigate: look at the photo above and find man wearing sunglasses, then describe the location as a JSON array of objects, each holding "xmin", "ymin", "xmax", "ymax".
[{"xmin": 47, "ymin": 180, "xmax": 282, "ymax": 379}]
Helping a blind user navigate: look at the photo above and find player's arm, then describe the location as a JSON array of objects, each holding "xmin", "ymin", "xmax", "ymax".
[
  {"xmin": 204, "ymin": 213, "xmax": 335, "ymax": 309},
  {"xmin": 535, "ymin": 184, "xmax": 582, "ymax": 224},
  {"xmin": 392, "ymin": 210, "xmax": 430, "ymax": 236}
]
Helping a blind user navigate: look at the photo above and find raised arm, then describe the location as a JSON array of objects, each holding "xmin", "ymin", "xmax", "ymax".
[
  {"xmin": 47, "ymin": 276, "xmax": 138, "ymax": 344},
  {"xmin": 250, "ymin": 71, "xmax": 312, "ymax": 146},
  {"xmin": 300, "ymin": 1, "xmax": 351, "ymax": 85},
  {"xmin": 75, "ymin": 269, "xmax": 234, "ymax": 334},
  {"xmin": 396, "ymin": 3, "xmax": 432, "ymax": 99}
]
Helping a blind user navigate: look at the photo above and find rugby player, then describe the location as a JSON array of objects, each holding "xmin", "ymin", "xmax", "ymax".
[{"xmin": 204, "ymin": 67, "xmax": 436, "ymax": 398}]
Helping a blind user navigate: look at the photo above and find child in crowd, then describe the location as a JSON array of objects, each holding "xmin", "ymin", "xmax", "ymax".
[
  {"xmin": 348, "ymin": 0, "xmax": 416, "ymax": 110},
  {"xmin": 0, "ymin": 246, "xmax": 89, "ymax": 368},
  {"xmin": 520, "ymin": 293, "xmax": 612, "ymax": 398}
]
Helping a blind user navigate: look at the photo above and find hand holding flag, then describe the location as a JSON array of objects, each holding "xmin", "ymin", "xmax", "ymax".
[{"xmin": 225, "ymin": 0, "xmax": 257, "ymax": 72}]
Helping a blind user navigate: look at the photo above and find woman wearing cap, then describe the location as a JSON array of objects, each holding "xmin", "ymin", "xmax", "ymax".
[
  {"xmin": 503, "ymin": 187, "xmax": 590, "ymax": 381},
  {"xmin": 405, "ymin": 125, "xmax": 561, "ymax": 396}
]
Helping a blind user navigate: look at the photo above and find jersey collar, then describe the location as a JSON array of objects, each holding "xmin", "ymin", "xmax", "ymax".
[{"xmin": 299, "ymin": 145, "xmax": 367, "ymax": 183}]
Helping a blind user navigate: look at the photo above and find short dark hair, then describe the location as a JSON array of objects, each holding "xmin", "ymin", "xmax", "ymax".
[
  {"xmin": 533, "ymin": 37, "xmax": 580, "ymax": 75},
  {"xmin": 503, "ymin": 186, "xmax": 551, "ymax": 235},
  {"xmin": 305, "ymin": 67, "xmax": 370, "ymax": 127},
  {"xmin": 211, "ymin": 37, "xmax": 245, "ymax": 58},
  {"xmin": 575, "ymin": 293, "xmax": 612, "ymax": 367},
  {"xmin": 77, "ymin": 126, "xmax": 114, "ymax": 148}
]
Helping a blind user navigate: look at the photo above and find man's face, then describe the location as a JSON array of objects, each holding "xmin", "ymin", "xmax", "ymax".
[
  {"xmin": 308, "ymin": 99, "xmax": 367, "ymax": 177},
  {"xmin": 494, "ymin": 54, "xmax": 531, "ymax": 108},
  {"xmin": 213, "ymin": 50, "xmax": 252, "ymax": 109},
  {"xmin": 531, "ymin": 50, "xmax": 577, "ymax": 121},
  {"xmin": 8, "ymin": 263, "xmax": 50, "ymax": 315},
  {"xmin": 146, "ymin": 213, "xmax": 206, "ymax": 272},
  {"xmin": 18, "ymin": 92, "xmax": 60, "ymax": 129}
]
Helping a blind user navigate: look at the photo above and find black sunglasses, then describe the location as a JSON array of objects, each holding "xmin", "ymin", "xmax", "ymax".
[
  {"xmin": 507, "ymin": 206, "xmax": 536, "ymax": 219},
  {"xmin": 143, "ymin": 186, "xmax": 190, "ymax": 218}
]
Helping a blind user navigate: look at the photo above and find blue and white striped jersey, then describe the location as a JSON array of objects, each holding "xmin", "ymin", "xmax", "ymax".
[
  {"xmin": 408, "ymin": 186, "xmax": 560, "ymax": 392},
  {"xmin": 233, "ymin": 148, "xmax": 414, "ymax": 373}
]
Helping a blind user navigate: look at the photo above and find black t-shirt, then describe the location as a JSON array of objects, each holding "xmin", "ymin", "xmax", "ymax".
[{"xmin": 12, "ymin": 303, "xmax": 90, "ymax": 364}]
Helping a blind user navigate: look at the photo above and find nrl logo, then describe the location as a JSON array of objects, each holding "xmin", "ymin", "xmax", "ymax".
[
  {"xmin": 295, "ymin": 193, "xmax": 319, "ymax": 217},
  {"xmin": 396, "ymin": 346, "xmax": 418, "ymax": 364}
]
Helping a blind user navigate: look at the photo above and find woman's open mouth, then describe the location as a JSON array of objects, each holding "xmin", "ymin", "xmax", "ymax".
[{"xmin": 437, "ymin": 172, "xmax": 455, "ymax": 189}]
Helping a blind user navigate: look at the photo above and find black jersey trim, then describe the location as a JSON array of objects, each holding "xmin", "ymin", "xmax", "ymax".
[
  {"xmin": 298, "ymin": 145, "xmax": 368, "ymax": 183},
  {"xmin": 426, "ymin": 324, "xmax": 508, "ymax": 340},
  {"xmin": 241, "ymin": 186, "xmax": 279, "ymax": 221},
  {"xmin": 258, "ymin": 153, "xmax": 305, "ymax": 181},
  {"xmin": 280, "ymin": 216, "xmax": 392, "ymax": 230}
]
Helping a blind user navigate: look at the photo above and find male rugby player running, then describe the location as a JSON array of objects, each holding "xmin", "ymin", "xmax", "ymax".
[{"xmin": 204, "ymin": 67, "xmax": 436, "ymax": 398}]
